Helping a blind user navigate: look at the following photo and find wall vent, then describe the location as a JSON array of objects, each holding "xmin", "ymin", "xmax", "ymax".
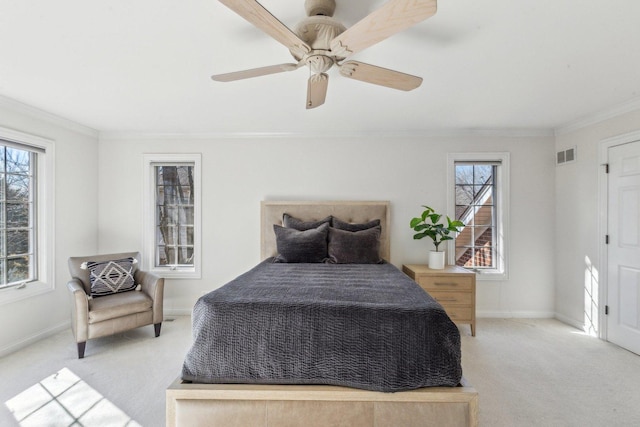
[{"xmin": 556, "ymin": 147, "xmax": 576, "ymax": 165}]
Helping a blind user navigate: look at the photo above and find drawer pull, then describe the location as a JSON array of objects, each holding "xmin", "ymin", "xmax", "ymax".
[
  {"xmin": 437, "ymin": 297, "xmax": 458, "ymax": 302},
  {"xmin": 434, "ymin": 282, "xmax": 457, "ymax": 286}
]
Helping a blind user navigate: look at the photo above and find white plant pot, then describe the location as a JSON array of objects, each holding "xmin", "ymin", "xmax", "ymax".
[{"xmin": 428, "ymin": 251, "xmax": 445, "ymax": 270}]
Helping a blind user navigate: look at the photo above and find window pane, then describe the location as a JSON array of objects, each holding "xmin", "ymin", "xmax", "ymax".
[
  {"xmin": 473, "ymin": 207, "xmax": 493, "ymax": 226},
  {"xmin": 474, "ymin": 165, "xmax": 493, "ymax": 185},
  {"xmin": 160, "ymin": 185, "xmax": 179, "ymax": 202},
  {"xmin": 180, "ymin": 207, "xmax": 194, "ymax": 225},
  {"xmin": 178, "ymin": 226, "xmax": 194, "ymax": 246},
  {"xmin": 7, "ymin": 203, "xmax": 29, "ymax": 227},
  {"xmin": 6, "ymin": 175, "xmax": 29, "ymax": 201},
  {"xmin": 158, "ymin": 225, "xmax": 176, "ymax": 245},
  {"xmin": 473, "ymin": 186, "xmax": 493, "ymax": 204},
  {"xmin": 456, "ymin": 185, "xmax": 473, "ymax": 205},
  {"xmin": 6, "ymin": 148, "xmax": 30, "ymax": 174},
  {"xmin": 161, "ymin": 206, "xmax": 179, "ymax": 226},
  {"xmin": 455, "ymin": 165, "xmax": 474, "ymax": 184},
  {"xmin": 474, "ymin": 227, "xmax": 493, "ymax": 246},
  {"xmin": 7, "ymin": 230, "xmax": 30, "ymax": 255},
  {"xmin": 8, "ymin": 256, "xmax": 29, "ymax": 282},
  {"xmin": 157, "ymin": 245, "xmax": 173, "ymax": 266},
  {"xmin": 0, "ymin": 260, "xmax": 4, "ymax": 285},
  {"xmin": 472, "ymin": 247, "xmax": 493, "ymax": 267},
  {"xmin": 178, "ymin": 247, "xmax": 194, "ymax": 265}
]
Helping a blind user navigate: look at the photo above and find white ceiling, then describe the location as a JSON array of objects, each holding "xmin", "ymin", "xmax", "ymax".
[{"xmin": 1, "ymin": 0, "xmax": 639, "ymax": 134}]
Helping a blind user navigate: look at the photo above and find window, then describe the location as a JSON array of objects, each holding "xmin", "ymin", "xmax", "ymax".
[
  {"xmin": 0, "ymin": 127, "xmax": 54, "ymax": 305},
  {"xmin": 0, "ymin": 146, "xmax": 36, "ymax": 287},
  {"xmin": 143, "ymin": 154, "xmax": 201, "ymax": 278},
  {"xmin": 447, "ymin": 153, "xmax": 509, "ymax": 279}
]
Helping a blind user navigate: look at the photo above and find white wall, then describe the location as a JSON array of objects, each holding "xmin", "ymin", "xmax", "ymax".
[
  {"xmin": 555, "ymin": 109, "xmax": 640, "ymax": 329},
  {"xmin": 97, "ymin": 133, "xmax": 556, "ymax": 317},
  {"xmin": 0, "ymin": 99, "xmax": 99, "ymax": 355}
]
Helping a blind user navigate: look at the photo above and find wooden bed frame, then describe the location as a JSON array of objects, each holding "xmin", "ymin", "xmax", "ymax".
[{"xmin": 166, "ymin": 201, "xmax": 478, "ymax": 427}]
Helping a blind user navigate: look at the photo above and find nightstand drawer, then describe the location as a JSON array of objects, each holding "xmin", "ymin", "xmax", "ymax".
[
  {"xmin": 417, "ymin": 276, "xmax": 474, "ymax": 291},
  {"xmin": 444, "ymin": 307, "xmax": 473, "ymax": 322},
  {"xmin": 428, "ymin": 291, "xmax": 472, "ymax": 306},
  {"xmin": 403, "ymin": 264, "xmax": 476, "ymax": 336}
]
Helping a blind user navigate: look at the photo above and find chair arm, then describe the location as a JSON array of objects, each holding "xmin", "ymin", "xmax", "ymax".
[
  {"xmin": 67, "ymin": 279, "xmax": 89, "ymax": 342},
  {"xmin": 135, "ymin": 270, "xmax": 164, "ymax": 324}
]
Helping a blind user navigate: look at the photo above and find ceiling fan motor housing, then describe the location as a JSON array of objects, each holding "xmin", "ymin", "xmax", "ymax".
[
  {"xmin": 292, "ymin": 15, "xmax": 346, "ymax": 72},
  {"xmin": 305, "ymin": 0, "xmax": 336, "ymax": 17}
]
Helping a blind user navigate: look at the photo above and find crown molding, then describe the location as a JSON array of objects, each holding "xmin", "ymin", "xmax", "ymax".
[
  {"xmin": 555, "ymin": 96, "xmax": 640, "ymax": 136},
  {"xmin": 99, "ymin": 127, "xmax": 553, "ymax": 141},
  {"xmin": 0, "ymin": 94, "xmax": 98, "ymax": 138}
]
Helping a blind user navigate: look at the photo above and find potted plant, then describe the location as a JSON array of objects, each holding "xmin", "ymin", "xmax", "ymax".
[{"xmin": 409, "ymin": 205, "xmax": 465, "ymax": 269}]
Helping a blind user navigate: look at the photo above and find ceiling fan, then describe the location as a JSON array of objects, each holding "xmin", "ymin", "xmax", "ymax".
[{"xmin": 211, "ymin": 0, "xmax": 438, "ymax": 109}]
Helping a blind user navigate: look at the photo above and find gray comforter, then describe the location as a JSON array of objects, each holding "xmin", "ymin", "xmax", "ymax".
[{"xmin": 181, "ymin": 259, "xmax": 462, "ymax": 392}]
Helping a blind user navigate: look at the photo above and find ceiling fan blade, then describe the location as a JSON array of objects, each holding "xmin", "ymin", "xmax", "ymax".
[
  {"xmin": 211, "ymin": 63, "xmax": 301, "ymax": 82},
  {"xmin": 330, "ymin": 0, "xmax": 437, "ymax": 57},
  {"xmin": 306, "ymin": 73, "xmax": 329, "ymax": 109},
  {"xmin": 339, "ymin": 61, "xmax": 422, "ymax": 91},
  {"xmin": 219, "ymin": 0, "xmax": 311, "ymax": 58}
]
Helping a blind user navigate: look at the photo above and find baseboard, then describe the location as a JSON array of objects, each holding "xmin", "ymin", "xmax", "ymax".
[
  {"xmin": 0, "ymin": 320, "xmax": 70, "ymax": 358},
  {"xmin": 164, "ymin": 308, "xmax": 192, "ymax": 317},
  {"xmin": 554, "ymin": 313, "xmax": 585, "ymax": 330},
  {"xmin": 476, "ymin": 310, "xmax": 555, "ymax": 319}
]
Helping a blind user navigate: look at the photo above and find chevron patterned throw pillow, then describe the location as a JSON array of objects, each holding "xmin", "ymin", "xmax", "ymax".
[{"xmin": 85, "ymin": 257, "xmax": 137, "ymax": 297}]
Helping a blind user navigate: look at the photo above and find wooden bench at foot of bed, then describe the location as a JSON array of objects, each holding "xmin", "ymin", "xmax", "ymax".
[{"xmin": 166, "ymin": 378, "xmax": 478, "ymax": 427}]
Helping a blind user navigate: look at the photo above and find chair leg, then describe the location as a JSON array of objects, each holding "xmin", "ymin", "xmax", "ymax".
[
  {"xmin": 154, "ymin": 322, "xmax": 162, "ymax": 337},
  {"xmin": 77, "ymin": 342, "xmax": 86, "ymax": 359}
]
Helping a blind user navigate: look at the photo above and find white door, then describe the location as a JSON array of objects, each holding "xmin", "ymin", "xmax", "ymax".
[{"xmin": 607, "ymin": 140, "xmax": 640, "ymax": 355}]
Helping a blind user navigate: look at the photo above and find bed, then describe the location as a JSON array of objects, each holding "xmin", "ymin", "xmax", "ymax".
[{"xmin": 167, "ymin": 201, "xmax": 478, "ymax": 426}]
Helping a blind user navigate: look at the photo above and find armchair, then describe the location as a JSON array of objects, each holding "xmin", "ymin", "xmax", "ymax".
[{"xmin": 67, "ymin": 251, "xmax": 164, "ymax": 358}]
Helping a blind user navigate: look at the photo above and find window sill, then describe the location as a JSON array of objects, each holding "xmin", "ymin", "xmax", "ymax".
[
  {"xmin": 150, "ymin": 268, "xmax": 201, "ymax": 280},
  {"xmin": 0, "ymin": 281, "xmax": 54, "ymax": 306},
  {"xmin": 474, "ymin": 270, "xmax": 509, "ymax": 281}
]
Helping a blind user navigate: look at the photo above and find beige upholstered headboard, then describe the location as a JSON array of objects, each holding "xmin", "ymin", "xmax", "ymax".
[{"xmin": 261, "ymin": 201, "xmax": 391, "ymax": 261}]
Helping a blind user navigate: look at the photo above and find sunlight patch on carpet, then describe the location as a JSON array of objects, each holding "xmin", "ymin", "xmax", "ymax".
[{"xmin": 5, "ymin": 367, "xmax": 141, "ymax": 426}]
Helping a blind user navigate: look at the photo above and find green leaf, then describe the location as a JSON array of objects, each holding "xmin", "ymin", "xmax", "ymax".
[
  {"xmin": 409, "ymin": 217, "xmax": 422, "ymax": 228},
  {"xmin": 413, "ymin": 232, "xmax": 429, "ymax": 240},
  {"xmin": 429, "ymin": 213, "xmax": 441, "ymax": 224}
]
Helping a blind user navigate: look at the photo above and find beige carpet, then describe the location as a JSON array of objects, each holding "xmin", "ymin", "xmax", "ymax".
[{"xmin": 1, "ymin": 317, "xmax": 640, "ymax": 426}]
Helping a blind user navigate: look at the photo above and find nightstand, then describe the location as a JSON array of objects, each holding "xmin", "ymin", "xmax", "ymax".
[{"xmin": 402, "ymin": 264, "xmax": 476, "ymax": 336}]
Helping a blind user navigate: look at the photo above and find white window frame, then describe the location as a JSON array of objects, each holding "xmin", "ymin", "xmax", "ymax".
[
  {"xmin": 143, "ymin": 153, "xmax": 201, "ymax": 279},
  {"xmin": 446, "ymin": 152, "xmax": 510, "ymax": 281},
  {"xmin": 0, "ymin": 127, "xmax": 55, "ymax": 305}
]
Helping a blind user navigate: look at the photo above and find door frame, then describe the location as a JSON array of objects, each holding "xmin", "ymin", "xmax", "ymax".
[{"xmin": 598, "ymin": 130, "xmax": 640, "ymax": 341}]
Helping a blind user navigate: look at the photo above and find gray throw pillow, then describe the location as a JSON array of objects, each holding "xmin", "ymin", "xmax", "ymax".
[
  {"xmin": 283, "ymin": 213, "xmax": 332, "ymax": 231},
  {"xmin": 274, "ymin": 223, "xmax": 329, "ymax": 263},
  {"xmin": 327, "ymin": 226, "xmax": 382, "ymax": 264},
  {"xmin": 332, "ymin": 217, "xmax": 381, "ymax": 232}
]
